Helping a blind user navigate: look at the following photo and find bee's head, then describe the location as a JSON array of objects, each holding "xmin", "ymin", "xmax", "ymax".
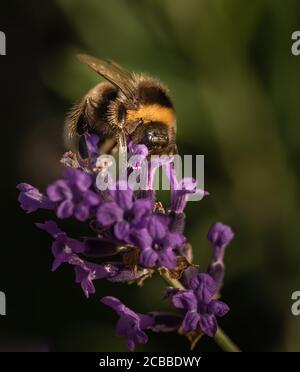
[{"xmin": 131, "ymin": 121, "xmax": 171, "ymax": 154}]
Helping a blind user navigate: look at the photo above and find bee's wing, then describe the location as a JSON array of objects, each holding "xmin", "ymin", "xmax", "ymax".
[{"xmin": 77, "ymin": 53, "xmax": 136, "ymax": 101}]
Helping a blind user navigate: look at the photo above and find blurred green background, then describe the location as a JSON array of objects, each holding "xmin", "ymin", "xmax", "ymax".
[{"xmin": 1, "ymin": 0, "xmax": 300, "ymax": 351}]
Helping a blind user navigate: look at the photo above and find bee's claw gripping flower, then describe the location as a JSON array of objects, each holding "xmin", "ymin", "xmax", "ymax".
[
  {"xmin": 171, "ymin": 273, "xmax": 229, "ymax": 337},
  {"xmin": 101, "ymin": 296, "xmax": 182, "ymax": 350},
  {"xmin": 207, "ymin": 222, "xmax": 234, "ymax": 292},
  {"xmin": 18, "ymin": 133, "xmax": 234, "ymax": 350}
]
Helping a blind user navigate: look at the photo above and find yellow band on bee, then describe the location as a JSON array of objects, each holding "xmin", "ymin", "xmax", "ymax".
[{"xmin": 127, "ymin": 104, "xmax": 175, "ymax": 127}]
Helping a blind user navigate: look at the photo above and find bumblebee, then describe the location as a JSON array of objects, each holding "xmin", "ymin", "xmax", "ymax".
[{"xmin": 65, "ymin": 54, "xmax": 177, "ymax": 157}]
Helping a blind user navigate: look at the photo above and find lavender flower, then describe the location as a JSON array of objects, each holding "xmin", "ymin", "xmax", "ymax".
[
  {"xmin": 96, "ymin": 182, "xmax": 153, "ymax": 241},
  {"xmin": 71, "ymin": 257, "xmax": 117, "ymax": 298},
  {"xmin": 85, "ymin": 133, "xmax": 100, "ymax": 159},
  {"xmin": 207, "ymin": 223, "xmax": 234, "ymax": 291},
  {"xmin": 17, "ymin": 183, "xmax": 55, "ymax": 213},
  {"xmin": 171, "ymin": 273, "xmax": 229, "ymax": 336},
  {"xmin": 131, "ymin": 214, "xmax": 185, "ymax": 270},
  {"xmin": 47, "ymin": 168, "xmax": 99, "ymax": 221},
  {"xmin": 166, "ymin": 163, "xmax": 208, "ymax": 213},
  {"xmin": 101, "ymin": 296, "xmax": 181, "ymax": 350},
  {"xmin": 128, "ymin": 141, "xmax": 148, "ymax": 170},
  {"xmin": 36, "ymin": 221, "xmax": 118, "ymax": 296},
  {"xmin": 147, "ymin": 155, "xmax": 174, "ymax": 190},
  {"xmin": 17, "ymin": 131, "xmax": 235, "ymax": 351},
  {"xmin": 36, "ymin": 220, "xmax": 85, "ymax": 271}
]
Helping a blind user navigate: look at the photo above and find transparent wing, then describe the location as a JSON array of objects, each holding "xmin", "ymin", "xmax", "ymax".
[{"xmin": 77, "ymin": 53, "xmax": 136, "ymax": 101}]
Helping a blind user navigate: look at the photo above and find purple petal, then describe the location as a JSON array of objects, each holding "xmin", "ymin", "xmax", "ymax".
[
  {"xmin": 64, "ymin": 168, "xmax": 92, "ymax": 192},
  {"xmin": 109, "ymin": 182, "xmax": 133, "ymax": 209},
  {"xmin": 74, "ymin": 203, "xmax": 90, "ymax": 221},
  {"xmin": 208, "ymin": 300, "xmax": 230, "ymax": 317},
  {"xmin": 36, "ymin": 220, "xmax": 63, "ymax": 238},
  {"xmin": 83, "ymin": 190, "xmax": 100, "ymax": 206},
  {"xmin": 101, "ymin": 296, "xmax": 138, "ymax": 319},
  {"xmin": 189, "ymin": 273, "xmax": 217, "ymax": 303},
  {"xmin": 96, "ymin": 202, "xmax": 123, "ymax": 226},
  {"xmin": 207, "ymin": 222, "xmax": 234, "ymax": 252},
  {"xmin": 129, "ymin": 228, "xmax": 152, "ymax": 249},
  {"xmin": 172, "ymin": 290, "xmax": 197, "ymax": 311},
  {"xmin": 114, "ymin": 221, "xmax": 130, "ymax": 241},
  {"xmin": 128, "ymin": 141, "xmax": 148, "ymax": 157},
  {"xmin": 139, "ymin": 248, "xmax": 158, "ymax": 268},
  {"xmin": 101, "ymin": 297, "xmax": 150, "ymax": 351},
  {"xmin": 101, "ymin": 296, "xmax": 125, "ymax": 314},
  {"xmin": 182, "ymin": 310, "xmax": 200, "ymax": 333},
  {"xmin": 47, "ymin": 180, "xmax": 72, "ymax": 202},
  {"xmin": 199, "ymin": 314, "xmax": 218, "ymax": 337},
  {"xmin": 165, "ymin": 231, "xmax": 186, "ymax": 249},
  {"xmin": 17, "ymin": 183, "xmax": 55, "ymax": 213},
  {"xmin": 66, "ymin": 237, "xmax": 85, "ymax": 254},
  {"xmin": 51, "ymin": 238, "xmax": 73, "ymax": 271},
  {"xmin": 157, "ymin": 248, "xmax": 177, "ymax": 270},
  {"xmin": 147, "ymin": 215, "xmax": 166, "ymax": 240},
  {"xmin": 115, "ymin": 190, "xmax": 133, "ymax": 210},
  {"xmin": 75, "ymin": 172, "xmax": 93, "ymax": 192},
  {"xmin": 74, "ymin": 265, "xmax": 96, "ymax": 297},
  {"xmin": 116, "ymin": 317, "xmax": 148, "ymax": 351},
  {"xmin": 56, "ymin": 200, "xmax": 74, "ymax": 219},
  {"xmin": 85, "ymin": 133, "xmax": 100, "ymax": 158},
  {"xmin": 74, "ymin": 262, "xmax": 116, "ymax": 298},
  {"xmin": 130, "ymin": 198, "xmax": 153, "ymax": 225}
]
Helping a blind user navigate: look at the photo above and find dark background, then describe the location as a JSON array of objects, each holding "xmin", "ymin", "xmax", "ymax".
[{"xmin": 1, "ymin": 0, "xmax": 300, "ymax": 351}]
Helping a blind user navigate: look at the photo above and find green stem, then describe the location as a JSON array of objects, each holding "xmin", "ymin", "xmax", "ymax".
[
  {"xmin": 160, "ymin": 270, "xmax": 241, "ymax": 352},
  {"xmin": 214, "ymin": 327, "xmax": 241, "ymax": 352}
]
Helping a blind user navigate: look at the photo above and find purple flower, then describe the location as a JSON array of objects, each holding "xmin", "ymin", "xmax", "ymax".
[
  {"xmin": 207, "ymin": 223, "xmax": 234, "ymax": 291},
  {"xmin": 128, "ymin": 141, "xmax": 148, "ymax": 170},
  {"xmin": 85, "ymin": 133, "xmax": 100, "ymax": 159},
  {"xmin": 36, "ymin": 220, "xmax": 85, "ymax": 271},
  {"xmin": 165, "ymin": 163, "xmax": 208, "ymax": 213},
  {"xmin": 96, "ymin": 182, "xmax": 153, "ymax": 241},
  {"xmin": 71, "ymin": 257, "xmax": 117, "ymax": 298},
  {"xmin": 131, "ymin": 214, "xmax": 185, "ymax": 270},
  {"xmin": 172, "ymin": 273, "xmax": 229, "ymax": 336},
  {"xmin": 47, "ymin": 168, "xmax": 99, "ymax": 221},
  {"xmin": 17, "ymin": 183, "xmax": 55, "ymax": 213},
  {"xmin": 146, "ymin": 155, "xmax": 174, "ymax": 190},
  {"xmin": 101, "ymin": 296, "xmax": 182, "ymax": 350},
  {"xmin": 101, "ymin": 296, "xmax": 148, "ymax": 350}
]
